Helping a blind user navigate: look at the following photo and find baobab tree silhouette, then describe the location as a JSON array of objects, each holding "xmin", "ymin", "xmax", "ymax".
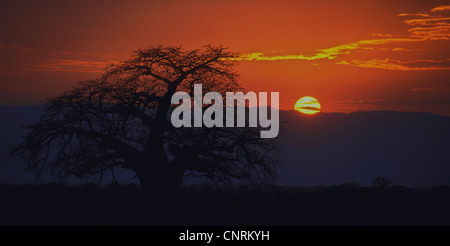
[{"xmin": 10, "ymin": 45, "xmax": 279, "ymax": 194}]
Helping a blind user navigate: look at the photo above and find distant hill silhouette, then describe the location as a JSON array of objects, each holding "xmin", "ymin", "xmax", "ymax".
[
  {"xmin": 278, "ymin": 110, "xmax": 450, "ymax": 187},
  {"xmin": 1, "ymin": 105, "xmax": 450, "ymax": 187},
  {"xmin": 0, "ymin": 105, "xmax": 42, "ymax": 183}
]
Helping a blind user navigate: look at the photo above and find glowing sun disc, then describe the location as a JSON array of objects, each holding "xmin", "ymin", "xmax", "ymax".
[{"xmin": 295, "ymin": 96, "xmax": 321, "ymax": 115}]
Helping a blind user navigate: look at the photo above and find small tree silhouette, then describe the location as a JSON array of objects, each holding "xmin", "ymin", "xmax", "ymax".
[
  {"xmin": 372, "ymin": 177, "xmax": 393, "ymax": 188},
  {"xmin": 10, "ymin": 45, "xmax": 279, "ymax": 194}
]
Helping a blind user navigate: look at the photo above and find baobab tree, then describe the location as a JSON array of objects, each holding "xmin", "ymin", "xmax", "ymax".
[{"xmin": 10, "ymin": 45, "xmax": 279, "ymax": 194}]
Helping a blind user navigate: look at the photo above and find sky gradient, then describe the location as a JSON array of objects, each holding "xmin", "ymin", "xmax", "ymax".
[{"xmin": 1, "ymin": 0, "xmax": 449, "ymax": 115}]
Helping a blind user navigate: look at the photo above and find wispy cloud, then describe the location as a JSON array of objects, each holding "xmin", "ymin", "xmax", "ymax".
[
  {"xmin": 35, "ymin": 59, "xmax": 111, "ymax": 73},
  {"xmin": 397, "ymin": 13, "xmax": 434, "ymax": 17},
  {"xmin": 407, "ymin": 25, "xmax": 450, "ymax": 40},
  {"xmin": 392, "ymin": 48, "xmax": 422, "ymax": 52},
  {"xmin": 0, "ymin": 58, "xmax": 114, "ymax": 74},
  {"xmin": 0, "ymin": 44, "xmax": 32, "ymax": 53},
  {"xmin": 371, "ymin": 33, "xmax": 394, "ymax": 38},
  {"xmin": 237, "ymin": 38, "xmax": 420, "ymax": 61},
  {"xmin": 431, "ymin": 6, "xmax": 450, "ymax": 12},
  {"xmin": 0, "ymin": 46, "xmax": 117, "ymax": 74},
  {"xmin": 239, "ymin": 5, "xmax": 450, "ymax": 70},
  {"xmin": 412, "ymin": 86, "xmax": 450, "ymax": 92},
  {"xmin": 404, "ymin": 17, "xmax": 450, "ymax": 25},
  {"xmin": 337, "ymin": 59, "xmax": 450, "ymax": 71}
]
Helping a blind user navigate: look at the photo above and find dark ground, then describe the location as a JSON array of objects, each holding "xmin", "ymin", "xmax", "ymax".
[{"xmin": 1, "ymin": 183, "xmax": 450, "ymax": 226}]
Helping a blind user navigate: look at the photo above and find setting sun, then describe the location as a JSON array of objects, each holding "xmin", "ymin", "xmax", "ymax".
[{"xmin": 295, "ymin": 96, "xmax": 321, "ymax": 115}]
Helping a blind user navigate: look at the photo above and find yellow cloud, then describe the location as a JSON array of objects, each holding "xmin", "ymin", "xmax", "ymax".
[
  {"xmin": 237, "ymin": 38, "xmax": 420, "ymax": 61},
  {"xmin": 402, "ymin": 13, "xmax": 450, "ymax": 40},
  {"xmin": 237, "ymin": 4, "xmax": 450, "ymax": 69},
  {"xmin": 408, "ymin": 25, "xmax": 450, "ymax": 40},
  {"xmin": 337, "ymin": 59, "xmax": 450, "ymax": 71},
  {"xmin": 431, "ymin": 6, "xmax": 450, "ymax": 12},
  {"xmin": 398, "ymin": 13, "xmax": 434, "ymax": 17},
  {"xmin": 404, "ymin": 17, "xmax": 450, "ymax": 26},
  {"xmin": 372, "ymin": 33, "xmax": 394, "ymax": 37},
  {"xmin": 392, "ymin": 48, "xmax": 421, "ymax": 52}
]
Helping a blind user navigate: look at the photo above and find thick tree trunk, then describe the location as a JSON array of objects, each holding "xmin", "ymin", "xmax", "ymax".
[
  {"xmin": 136, "ymin": 161, "xmax": 185, "ymax": 196},
  {"xmin": 137, "ymin": 85, "xmax": 185, "ymax": 196}
]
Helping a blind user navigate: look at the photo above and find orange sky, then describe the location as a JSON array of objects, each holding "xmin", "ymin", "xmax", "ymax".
[{"xmin": 1, "ymin": 0, "xmax": 449, "ymax": 115}]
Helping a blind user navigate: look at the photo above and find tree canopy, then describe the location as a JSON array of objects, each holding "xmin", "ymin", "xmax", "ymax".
[{"xmin": 10, "ymin": 45, "xmax": 279, "ymax": 193}]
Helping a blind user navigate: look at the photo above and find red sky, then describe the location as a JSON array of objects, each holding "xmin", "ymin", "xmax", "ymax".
[{"xmin": 1, "ymin": 0, "xmax": 450, "ymax": 115}]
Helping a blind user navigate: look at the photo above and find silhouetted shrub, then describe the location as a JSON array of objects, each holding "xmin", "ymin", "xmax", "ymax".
[{"xmin": 372, "ymin": 177, "xmax": 393, "ymax": 188}]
